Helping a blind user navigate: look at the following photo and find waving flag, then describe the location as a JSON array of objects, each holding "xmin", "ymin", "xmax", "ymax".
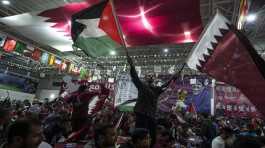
[
  {"xmin": 187, "ymin": 12, "xmax": 265, "ymax": 116},
  {"xmin": 71, "ymin": 0, "xmax": 121, "ymax": 57},
  {"xmin": 114, "ymin": 0, "xmax": 203, "ymax": 46}
]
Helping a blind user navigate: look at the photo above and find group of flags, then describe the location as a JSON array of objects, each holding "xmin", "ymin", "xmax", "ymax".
[
  {"xmin": 0, "ymin": 34, "xmax": 80, "ymax": 74},
  {"xmin": 71, "ymin": 0, "xmax": 203, "ymax": 57}
]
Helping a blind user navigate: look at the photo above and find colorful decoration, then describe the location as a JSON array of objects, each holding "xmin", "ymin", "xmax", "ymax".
[
  {"xmin": 32, "ymin": 48, "xmax": 42, "ymax": 61},
  {"xmin": 41, "ymin": 52, "xmax": 49, "ymax": 64},
  {"xmin": 49, "ymin": 54, "xmax": 55, "ymax": 65},
  {"xmin": 3, "ymin": 38, "xmax": 16, "ymax": 52}
]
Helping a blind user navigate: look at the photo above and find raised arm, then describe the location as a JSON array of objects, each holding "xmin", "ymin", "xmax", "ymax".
[{"xmin": 127, "ymin": 55, "xmax": 143, "ymax": 89}]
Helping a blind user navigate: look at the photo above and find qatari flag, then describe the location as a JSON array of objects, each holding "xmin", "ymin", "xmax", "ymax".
[
  {"xmin": 187, "ymin": 12, "xmax": 265, "ymax": 116},
  {"xmin": 113, "ymin": 0, "xmax": 203, "ymax": 46}
]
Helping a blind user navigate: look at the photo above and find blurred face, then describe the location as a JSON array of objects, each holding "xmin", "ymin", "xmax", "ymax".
[
  {"xmin": 24, "ymin": 125, "xmax": 43, "ymax": 148},
  {"xmin": 145, "ymin": 74, "xmax": 154, "ymax": 85}
]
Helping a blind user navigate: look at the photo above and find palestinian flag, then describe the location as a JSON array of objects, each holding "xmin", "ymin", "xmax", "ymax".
[
  {"xmin": 237, "ymin": 0, "xmax": 249, "ymax": 30},
  {"xmin": 187, "ymin": 12, "xmax": 265, "ymax": 116},
  {"xmin": 71, "ymin": 0, "xmax": 121, "ymax": 57}
]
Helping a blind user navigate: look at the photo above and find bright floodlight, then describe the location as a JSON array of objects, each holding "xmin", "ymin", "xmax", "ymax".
[
  {"xmin": 2, "ymin": 0, "xmax": 10, "ymax": 5},
  {"xmin": 164, "ymin": 48, "xmax": 169, "ymax": 53},
  {"xmin": 246, "ymin": 14, "xmax": 257, "ymax": 22},
  {"xmin": 184, "ymin": 31, "xmax": 191, "ymax": 36},
  {"xmin": 50, "ymin": 94, "xmax": 55, "ymax": 99},
  {"xmin": 110, "ymin": 51, "xmax": 116, "ymax": 55},
  {"xmin": 140, "ymin": 6, "xmax": 153, "ymax": 31}
]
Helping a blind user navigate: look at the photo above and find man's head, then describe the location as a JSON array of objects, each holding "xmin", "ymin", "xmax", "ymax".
[
  {"xmin": 131, "ymin": 128, "xmax": 150, "ymax": 148},
  {"xmin": 145, "ymin": 73, "xmax": 154, "ymax": 85},
  {"xmin": 95, "ymin": 124, "xmax": 117, "ymax": 148},
  {"xmin": 7, "ymin": 119, "xmax": 43, "ymax": 148}
]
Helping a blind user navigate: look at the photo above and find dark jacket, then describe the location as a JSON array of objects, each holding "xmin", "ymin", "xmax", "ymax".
[{"xmin": 129, "ymin": 65, "xmax": 171, "ymax": 118}]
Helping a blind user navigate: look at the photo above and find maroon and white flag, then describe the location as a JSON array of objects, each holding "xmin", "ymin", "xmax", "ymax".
[{"xmin": 187, "ymin": 12, "xmax": 265, "ymax": 116}]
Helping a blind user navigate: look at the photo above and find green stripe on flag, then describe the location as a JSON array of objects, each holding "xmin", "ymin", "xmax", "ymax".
[{"xmin": 74, "ymin": 35, "xmax": 119, "ymax": 57}]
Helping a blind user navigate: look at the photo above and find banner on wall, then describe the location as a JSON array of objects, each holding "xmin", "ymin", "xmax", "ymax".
[
  {"xmin": 0, "ymin": 34, "xmax": 7, "ymax": 47},
  {"xmin": 0, "ymin": 73, "xmax": 38, "ymax": 94},
  {"xmin": 215, "ymin": 84, "xmax": 261, "ymax": 117},
  {"xmin": 3, "ymin": 38, "xmax": 16, "ymax": 52},
  {"xmin": 158, "ymin": 75, "xmax": 212, "ymax": 113},
  {"xmin": 114, "ymin": 73, "xmax": 138, "ymax": 111}
]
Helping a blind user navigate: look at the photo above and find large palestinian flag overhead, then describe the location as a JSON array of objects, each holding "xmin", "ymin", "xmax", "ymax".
[
  {"xmin": 72, "ymin": 0, "xmax": 203, "ymax": 56},
  {"xmin": 71, "ymin": 0, "xmax": 121, "ymax": 57},
  {"xmin": 0, "ymin": 0, "xmax": 202, "ymax": 56}
]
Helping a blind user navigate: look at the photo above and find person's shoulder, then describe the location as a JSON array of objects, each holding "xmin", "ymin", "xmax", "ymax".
[
  {"xmin": 38, "ymin": 141, "xmax": 53, "ymax": 148},
  {"xmin": 212, "ymin": 136, "xmax": 224, "ymax": 144}
]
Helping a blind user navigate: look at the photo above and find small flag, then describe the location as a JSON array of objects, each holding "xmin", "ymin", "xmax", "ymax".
[
  {"xmin": 3, "ymin": 38, "xmax": 17, "ymax": 52},
  {"xmin": 15, "ymin": 41, "xmax": 26, "ymax": 54},
  {"xmin": 237, "ymin": 0, "xmax": 249, "ymax": 30},
  {"xmin": 187, "ymin": 12, "xmax": 265, "ymax": 116},
  {"xmin": 49, "ymin": 54, "xmax": 55, "ymax": 65},
  {"xmin": 41, "ymin": 52, "xmax": 49, "ymax": 64},
  {"xmin": 32, "ymin": 48, "xmax": 42, "ymax": 61}
]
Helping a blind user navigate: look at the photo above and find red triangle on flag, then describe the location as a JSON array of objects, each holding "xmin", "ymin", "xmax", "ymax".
[{"xmin": 99, "ymin": 1, "xmax": 122, "ymax": 45}]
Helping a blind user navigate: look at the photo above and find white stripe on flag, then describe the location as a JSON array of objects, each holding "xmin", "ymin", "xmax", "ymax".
[{"xmin": 77, "ymin": 18, "xmax": 106, "ymax": 38}]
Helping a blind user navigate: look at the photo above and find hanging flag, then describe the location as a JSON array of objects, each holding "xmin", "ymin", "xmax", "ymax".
[
  {"xmin": 60, "ymin": 60, "xmax": 67, "ymax": 71},
  {"xmin": 68, "ymin": 63, "xmax": 74, "ymax": 73},
  {"xmin": 3, "ymin": 38, "xmax": 17, "ymax": 52},
  {"xmin": 113, "ymin": 0, "xmax": 203, "ymax": 46},
  {"xmin": 237, "ymin": 0, "xmax": 249, "ymax": 30},
  {"xmin": 49, "ymin": 54, "xmax": 55, "ymax": 65},
  {"xmin": 71, "ymin": 0, "xmax": 121, "ymax": 57},
  {"xmin": 15, "ymin": 41, "xmax": 26, "ymax": 54},
  {"xmin": 54, "ymin": 58, "xmax": 62, "ymax": 65},
  {"xmin": 32, "ymin": 48, "xmax": 42, "ymax": 61},
  {"xmin": 187, "ymin": 12, "xmax": 265, "ymax": 116},
  {"xmin": 0, "ymin": 34, "xmax": 7, "ymax": 47},
  {"xmin": 41, "ymin": 52, "xmax": 49, "ymax": 64}
]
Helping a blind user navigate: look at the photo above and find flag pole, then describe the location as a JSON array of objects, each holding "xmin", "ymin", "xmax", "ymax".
[{"xmin": 109, "ymin": 0, "xmax": 129, "ymax": 56}]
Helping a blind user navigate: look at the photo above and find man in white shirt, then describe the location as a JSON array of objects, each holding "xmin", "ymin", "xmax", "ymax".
[{"xmin": 212, "ymin": 127, "xmax": 233, "ymax": 148}]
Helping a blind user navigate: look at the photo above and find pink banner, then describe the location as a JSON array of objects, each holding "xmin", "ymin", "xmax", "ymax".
[{"xmin": 215, "ymin": 84, "xmax": 261, "ymax": 118}]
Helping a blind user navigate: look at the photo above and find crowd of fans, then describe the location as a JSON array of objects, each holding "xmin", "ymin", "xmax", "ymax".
[{"xmin": 0, "ymin": 97, "xmax": 265, "ymax": 148}]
